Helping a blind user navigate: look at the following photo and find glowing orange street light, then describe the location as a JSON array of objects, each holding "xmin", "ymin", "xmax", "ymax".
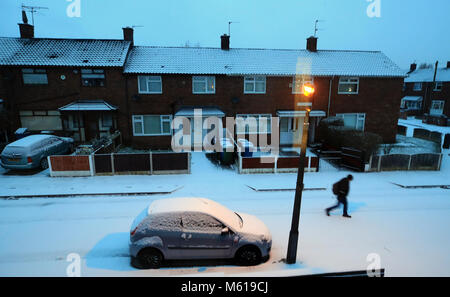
[{"xmin": 302, "ymin": 83, "xmax": 315, "ymax": 97}]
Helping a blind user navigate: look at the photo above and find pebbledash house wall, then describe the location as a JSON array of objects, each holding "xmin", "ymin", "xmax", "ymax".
[
  {"xmin": 124, "ymin": 74, "xmax": 404, "ymax": 149},
  {"xmin": 1, "ymin": 66, "xmax": 129, "ymax": 138}
]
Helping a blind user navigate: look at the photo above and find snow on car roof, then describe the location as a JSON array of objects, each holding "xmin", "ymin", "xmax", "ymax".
[
  {"xmin": 8, "ymin": 134, "xmax": 53, "ymax": 147},
  {"xmin": 148, "ymin": 197, "xmax": 241, "ymax": 230}
]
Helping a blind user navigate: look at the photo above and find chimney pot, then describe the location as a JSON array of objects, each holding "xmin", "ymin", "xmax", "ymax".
[
  {"xmin": 410, "ymin": 63, "xmax": 417, "ymax": 72},
  {"xmin": 221, "ymin": 34, "xmax": 230, "ymax": 50},
  {"xmin": 123, "ymin": 27, "xmax": 134, "ymax": 45},
  {"xmin": 306, "ymin": 36, "xmax": 318, "ymax": 52},
  {"xmin": 19, "ymin": 23, "xmax": 34, "ymax": 39}
]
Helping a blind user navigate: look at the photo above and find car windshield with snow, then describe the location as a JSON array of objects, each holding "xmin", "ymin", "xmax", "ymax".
[{"xmin": 129, "ymin": 197, "xmax": 272, "ymax": 268}]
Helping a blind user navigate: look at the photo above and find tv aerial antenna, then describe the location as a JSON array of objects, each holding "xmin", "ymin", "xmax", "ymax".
[
  {"xmin": 21, "ymin": 4, "xmax": 49, "ymax": 26},
  {"xmin": 313, "ymin": 19, "xmax": 324, "ymax": 37},
  {"xmin": 228, "ymin": 21, "xmax": 240, "ymax": 36}
]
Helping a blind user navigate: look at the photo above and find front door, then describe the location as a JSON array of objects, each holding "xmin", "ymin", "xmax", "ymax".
[
  {"xmin": 280, "ymin": 117, "xmax": 302, "ymax": 146},
  {"xmin": 84, "ymin": 113, "xmax": 99, "ymax": 141}
]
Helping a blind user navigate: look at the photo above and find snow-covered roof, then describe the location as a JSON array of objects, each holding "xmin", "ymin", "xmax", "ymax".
[
  {"xmin": 405, "ymin": 67, "xmax": 450, "ymax": 83},
  {"xmin": 59, "ymin": 100, "xmax": 117, "ymax": 111},
  {"xmin": 401, "ymin": 96, "xmax": 422, "ymax": 102},
  {"xmin": 0, "ymin": 37, "xmax": 131, "ymax": 67},
  {"xmin": 124, "ymin": 46, "xmax": 405, "ymax": 77},
  {"xmin": 148, "ymin": 197, "xmax": 241, "ymax": 230}
]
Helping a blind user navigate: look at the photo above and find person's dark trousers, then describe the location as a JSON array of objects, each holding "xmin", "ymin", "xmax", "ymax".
[{"xmin": 326, "ymin": 194, "xmax": 349, "ymax": 216}]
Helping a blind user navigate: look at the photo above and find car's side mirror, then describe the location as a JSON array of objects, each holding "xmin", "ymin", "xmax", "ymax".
[{"xmin": 221, "ymin": 227, "xmax": 229, "ymax": 235}]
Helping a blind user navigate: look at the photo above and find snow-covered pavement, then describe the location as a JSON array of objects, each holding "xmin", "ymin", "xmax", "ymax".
[{"xmin": 0, "ymin": 152, "xmax": 449, "ymax": 276}]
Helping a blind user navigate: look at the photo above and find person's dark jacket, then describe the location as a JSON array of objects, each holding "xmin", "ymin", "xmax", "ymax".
[{"xmin": 336, "ymin": 177, "xmax": 350, "ymax": 197}]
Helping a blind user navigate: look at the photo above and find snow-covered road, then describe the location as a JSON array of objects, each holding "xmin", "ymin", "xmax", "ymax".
[{"xmin": 0, "ymin": 152, "xmax": 449, "ymax": 276}]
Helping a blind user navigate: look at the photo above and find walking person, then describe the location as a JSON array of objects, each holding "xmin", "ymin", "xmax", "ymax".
[{"xmin": 326, "ymin": 175, "xmax": 354, "ymax": 218}]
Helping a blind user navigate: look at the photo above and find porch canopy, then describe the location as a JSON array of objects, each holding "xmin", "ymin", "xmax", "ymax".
[
  {"xmin": 401, "ymin": 96, "xmax": 422, "ymax": 102},
  {"xmin": 59, "ymin": 100, "xmax": 117, "ymax": 111},
  {"xmin": 277, "ymin": 110, "xmax": 326, "ymax": 118},
  {"xmin": 175, "ymin": 107, "xmax": 225, "ymax": 118}
]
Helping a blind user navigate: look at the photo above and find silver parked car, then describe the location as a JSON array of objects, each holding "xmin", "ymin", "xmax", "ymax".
[
  {"xmin": 0, "ymin": 134, "xmax": 74, "ymax": 170},
  {"xmin": 129, "ymin": 197, "xmax": 272, "ymax": 269}
]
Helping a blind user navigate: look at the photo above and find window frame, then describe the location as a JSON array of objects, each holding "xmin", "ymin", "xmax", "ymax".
[
  {"xmin": 132, "ymin": 115, "xmax": 173, "ymax": 136},
  {"xmin": 413, "ymin": 82, "xmax": 423, "ymax": 91},
  {"xmin": 336, "ymin": 113, "xmax": 366, "ymax": 131},
  {"xmin": 434, "ymin": 82, "xmax": 443, "ymax": 92},
  {"xmin": 244, "ymin": 76, "xmax": 266, "ymax": 94},
  {"xmin": 292, "ymin": 75, "xmax": 314, "ymax": 94},
  {"xmin": 137, "ymin": 75, "xmax": 163, "ymax": 94},
  {"xmin": 429, "ymin": 100, "xmax": 445, "ymax": 115},
  {"xmin": 236, "ymin": 114, "xmax": 272, "ymax": 134},
  {"xmin": 192, "ymin": 76, "xmax": 216, "ymax": 94},
  {"xmin": 22, "ymin": 68, "xmax": 48, "ymax": 85},
  {"xmin": 81, "ymin": 69, "xmax": 106, "ymax": 87},
  {"xmin": 338, "ymin": 77, "xmax": 360, "ymax": 94}
]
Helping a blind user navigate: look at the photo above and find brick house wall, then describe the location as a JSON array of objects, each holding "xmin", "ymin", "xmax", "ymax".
[{"xmin": 124, "ymin": 74, "xmax": 403, "ymax": 148}]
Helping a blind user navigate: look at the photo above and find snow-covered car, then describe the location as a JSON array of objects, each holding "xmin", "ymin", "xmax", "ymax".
[
  {"xmin": 0, "ymin": 134, "xmax": 74, "ymax": 170},
  {"xmin": 129, "ymin": 197, "xmax": 272, "ymax": 269}
]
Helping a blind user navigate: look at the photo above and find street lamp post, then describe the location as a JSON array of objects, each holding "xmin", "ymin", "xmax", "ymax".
[{"xmin": 286, "ymin": 83, "xmax": 314, "ymax": 264}]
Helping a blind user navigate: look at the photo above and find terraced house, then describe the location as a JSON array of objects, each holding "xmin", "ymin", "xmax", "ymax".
[{"xmin": 0, "ymin": 20, "xmax": 405, "ymax": 151}]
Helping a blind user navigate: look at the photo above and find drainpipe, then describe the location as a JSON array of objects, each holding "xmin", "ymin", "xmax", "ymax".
[{"xmin": 327, "ymin": 76, "xmax": 334, "ymax": 117}]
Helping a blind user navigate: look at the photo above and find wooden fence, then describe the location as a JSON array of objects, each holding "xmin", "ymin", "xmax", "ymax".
[
  {"xmin": 369, "ymin": 153, "xmax": 442, "ymax": 172},
  {"xmin": 49, "ymin": 152, "xmax": 190, "ymax": 177},
  {"xmin": 238, "ymin": 154, "xmax": 319, "ymax": 174}
]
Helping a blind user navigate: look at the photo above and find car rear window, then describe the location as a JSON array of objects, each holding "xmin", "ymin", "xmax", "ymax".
[{"xmin": 2, "ymin": 146, "xmax": 27, "ymax": 155}]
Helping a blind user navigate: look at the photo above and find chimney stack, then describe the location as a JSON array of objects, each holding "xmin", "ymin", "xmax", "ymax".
[
  {"xmin": 19, "ymin": 10, "xmax": 34, "ymax": 38},
  {"xmin": 410, "ymin": 63, "xmax": 417, "ymax": 72},
  {"xmin": 306, "ymin": 36, "xmax": 318, "ymax": 52},
  {"xmin": 123, "ymin": 27, "xmax": 134, "ymax": 45},
  {"xmin": 221, "ymin": 34, "xmax": 230, "ymax": 50}
]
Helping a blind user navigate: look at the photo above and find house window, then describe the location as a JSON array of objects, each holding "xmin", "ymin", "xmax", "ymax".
[
  {"xmin": 430, "ymin": 100, "xmax": 445, "ymax": 115},
  {"xmin": 132, "ymin": 115, "xmax": 172, "ymax": 136},
  {"xmin": 413, "ymin": 82, "xmax": 422, "ymax": 91},
  {"xmin": 81, "ymin": 69, "xmax": 105, "ymax": 87},
  {"xmin": 338, "ymin": 77, "xmax": 359, "ymax": 94},
  {"xmin": 138, "ymin": 76, "xmax": 162, "ymax": 94},
  {"xmin": 434, "ymin": 82, "xmax": 443, "ymax": 92},
  {"xmin": 244, "ymin": 76, "xmax": 266, "ymax": 94},
  {"xmin": 401, "ymin": 98, "xmax": 422, "ymax": 110},
  {"xmin": 22, "ymin": 68, "xmax": 48, "ymax": 85},
  {"xmin": 236, "ymin": 114, "xmax": 272, "ymax": 134},
  {"xmin": 336, "ymin": 113, "xmax": 365, "ymax": 131},
  {"xmin": 193, "ymin": 76, "xmax": 215, "ymax": 94},
  {"xmin": 292, "ymin": 76, "xmax": 314, "ymax": 94}
]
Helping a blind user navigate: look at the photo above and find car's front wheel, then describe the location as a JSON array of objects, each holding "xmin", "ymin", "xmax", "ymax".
[
  {"xmin": 138, "ymin": 248, "xmax": 163, "ymax": 269},
  {"xmin": 235, "ymin": 245, "xmax": 262, "ymax": 266}
]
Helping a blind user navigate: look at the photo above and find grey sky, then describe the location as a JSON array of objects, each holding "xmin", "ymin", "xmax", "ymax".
[{"xmin": 0, "ymin": 0, "xmax": 449, "ymax": 69}]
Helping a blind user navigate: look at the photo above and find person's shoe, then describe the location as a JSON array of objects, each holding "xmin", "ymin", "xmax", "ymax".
[
  {"xmin": 325, "ymin": 209, "xmax": 330, "ymax": 216},
  {"xmin": 343, "ymin": 214, "xmax": 352, "ymax": 218}
]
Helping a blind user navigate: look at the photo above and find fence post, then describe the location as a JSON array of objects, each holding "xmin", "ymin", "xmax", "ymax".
[
  {"xmin": 111, "ymin": 153, "xmax": 115, "ymax": 175},
  {"xmin": 188, "ymin": 152, "xmax": 191, "ymax": 174},
  {"xmin": 89, "ymin": 154, "xmax": 95, "ymax": 176},
  {"xmin": 377, "ymin": 155, "xmax": 382, "ymax": 172},
  {"xmin": 407, "ymin": 154, "xmax": 412, "ymax": 171},
  {"xmin": 149, "ymin": 151, "xmax": 153, "ymax": 175},
  {"xmin": 47, "ymin": 156, "xmax": 53, "ymax": 177},
  {"xmin": 238, "ymin": 154, "xmax": 242, "ymax": 174}
]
